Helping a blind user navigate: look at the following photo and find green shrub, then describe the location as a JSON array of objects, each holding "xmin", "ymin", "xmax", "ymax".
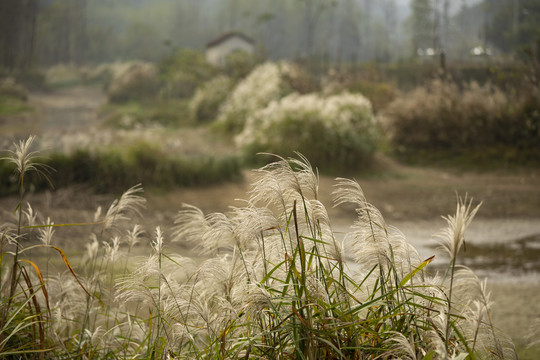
[
  {"xmin": 0, "ymin": 78, "xmax": 34, "ymax": 116},
  {"xmin": 322, "ymin": 67, "xmax": 398, "ymax": 114},
  {"xmin": 0, "ymin": 77, "xmax": 28, "ymax": 101},
  {"xmin": 237, "ymin": 92, "xmax": 379, "ymax": 171},
  {"xmin": 0, "ymin": 96, "xmax": 33, "ymax": 117},
  {"xmin": 107, "ymin": 62, "xmax": 160, "ymax": 103},
  {"xmin": 4, "ymin": 69, "xmax": 46, "ymax": 91},
  {"xmin": 44, "ymin": 64, "xmax": 85, "ymax": 88},
  {"xmin": 159, "ymin": 49, "xmax": 215, "ymax": 99},
  {"xmin": 0, "ymin": 143, "xmax": 242, "ymax": 195},
  {"xmin": 343, "ymin": 79, "xmax": 398, "ymax": 114},
  {"xmin": 221, "ymin": 50, "xmax": 258, "ymax": 80},
  {"xmin": 383, "ymin": 79, "xmax": 540, "ymax": 163},
  {"xmin": 102, "ymin": 99, "xmax": 192, "ymax": 129},
  {"xmin": 189, "ymin": 75, "xmax": 233, "ymax": 123}
]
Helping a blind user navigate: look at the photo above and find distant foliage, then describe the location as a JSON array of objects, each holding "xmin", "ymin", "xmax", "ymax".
[
  {"xmin": 0, "ymin": 77, "xmax": 28, "ymax": 100},
  {"xmin": 189, "ymin": 75, "xmax": 233, "ymax": 123},
  {"xmin": 236, "ymin": 92, "xmax": 379, "ymax": 170},
  {"xmin": 333, "ymin": 75, "xmax": 398, "ymax": 114},
  {"xmin": 0, "ymin": 143, "xmax": 241, "ymax": 195},
  {"xmin": 81, "ymin": 62, "xmax": 134, "ymax": 88},
  {"xmin": 107, "ymin": 62, "xmax": 160, "ymax": 103},
  {"xmin": 221, "ymin": 50, "xmax": 258, "ymax": 80},
  {"xmin": 44, "ymin": 64, "xmax": 86, "ymax": 88},
  {"xmin": 216, "ymin": 61, "xmax": 300, "ymax": 132},
  {"xmin": 159, "ymin": 49, "xmax": 215, "ymax": 99},
  {"xmin": 0, "ymin": 77, "xmax": 32, "ymax": 116},
  {"xmin": 102, "ymin": 99, "xmax": 192, "ymax": 129},
  {"xmin": 383, "ymin": 79, "xmax": 540, "ymax": 162}
]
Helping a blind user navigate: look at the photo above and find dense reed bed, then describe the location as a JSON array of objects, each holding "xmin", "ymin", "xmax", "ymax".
[{"xmin": 0, "ymin": 136, "xmax": 516, "ymax": 359}]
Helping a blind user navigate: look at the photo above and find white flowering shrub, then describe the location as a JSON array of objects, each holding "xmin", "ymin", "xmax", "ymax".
[
  {"xmin": 189, "ymin": 75, "xmax": 232, "ymax": 122},
  {"xmin": 216, "ymin": 61, "xmax": 297, "ymax": 132},
  {"xmin": 236, "ymin": 91, "xmax": 379, "ymax": 169}
]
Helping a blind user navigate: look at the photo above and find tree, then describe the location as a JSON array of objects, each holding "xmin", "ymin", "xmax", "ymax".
[
  {"xmin": 0, "ymin": 0, "xmax": 38, "ymax": 70},
  {"xmin": 410, "ymin": 0, "xmax": 434, "ymax": 55},
  {"xmin": 35, "ymin": 0, "xmax": 88, "ymax": 65},
  {"xmin": 485, "ymin": 0, "xmax": 540, "ymax": 57},
  {"xmin": 301, "ymin": 0, "xmax": 338, "ymax": 59}
]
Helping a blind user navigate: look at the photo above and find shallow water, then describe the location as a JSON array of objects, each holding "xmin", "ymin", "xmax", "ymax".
[
  {"xmin": 335, "ymin": 217, "xmax": 540, "ymax": 282},
  {"xmin": 398, "ymin": 218, "xmax": 540, "ymax": 280}
]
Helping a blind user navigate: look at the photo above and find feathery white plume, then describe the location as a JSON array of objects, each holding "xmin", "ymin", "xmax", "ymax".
[{"xmin": 437, "ymin": 196, "xmax": 481, "ymax": 260}]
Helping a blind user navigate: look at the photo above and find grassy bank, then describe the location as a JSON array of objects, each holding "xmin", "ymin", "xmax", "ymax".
[{"xmin": 0, "ymin": 141, "xmax": 242, "ymax": 196}]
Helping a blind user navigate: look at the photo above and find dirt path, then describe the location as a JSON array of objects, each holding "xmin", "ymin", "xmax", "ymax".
[
  {"xmin": 0, "ymin": 86, "xmax": 106, "ymax": 144},
  {"xmin": 30, "ymin": 86, "xmax": 107, "ymax": 133}
]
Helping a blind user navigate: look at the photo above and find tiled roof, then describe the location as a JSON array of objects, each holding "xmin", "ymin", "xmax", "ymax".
[{"xmin": 206, "ymin": 32, "xmax": 254, "ymax": 48}]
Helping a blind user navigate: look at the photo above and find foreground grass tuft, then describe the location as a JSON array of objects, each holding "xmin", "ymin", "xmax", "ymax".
[{"xmin": 0, "ymin": 138, "xmax": 517, "ymax": 359}]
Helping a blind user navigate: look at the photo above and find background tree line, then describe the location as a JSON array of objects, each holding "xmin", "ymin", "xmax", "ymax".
[{"xmin": 0, "ymin": 0, "xmax": 539, "ymax": 71}]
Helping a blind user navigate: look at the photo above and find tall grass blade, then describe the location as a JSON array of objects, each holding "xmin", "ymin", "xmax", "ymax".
[
  {"xmin": 47, "ymin": 245, "xmax": 92, "ymax": 297},
  {"xmin": 400, "ymin": 255, "xmax": 434, "ymax": 287}
]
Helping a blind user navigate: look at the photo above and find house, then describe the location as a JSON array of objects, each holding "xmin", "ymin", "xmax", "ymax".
[{"xmin": 205, "ymin": 32, "xmax": 255, "ymax": 67}]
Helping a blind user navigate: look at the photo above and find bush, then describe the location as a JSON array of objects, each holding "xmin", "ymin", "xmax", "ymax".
[
  {"xmin": 0, "ymin": 142, "xmax": 242, "ymax": 195},
  {"xmin": 53, "ymin": 146, "xmax": 241, "ymax": 192},
  {"xmin": 102, "ymin": 99, "xmax": 192, "ymax": 129},
  {"xmin": 343, "ymin": 80, "xmax": 398, "ymax": 114},
  {"xmin": 216, "ymin": 61, "xmax": 300, "ymax": 133},
  {"xmin": 322, "ymin": 68, "xmax": 398, "ymax": 113},
  {"xmin": 107, "ymin": 62, "xmax": 160, "ymax": 103},
  {"xmin": 0, "ymin": 78, "xmax": 33, "ymax": 116},
  {"xmin": 0, "ymin": 77, "xmax": 28, "ymax": 101},
  {"xmin": 159, "ymin": 49, "xmax": 215, "ymax": 99},
  {"xmin": 221, "ymin": 50, "xmax": 258, "ymax": 80},
  {"xmin": 189, "ymin": 75, "xmax": 233, "ymax": 123},
  {"xmin": 383, "ymin": 79, "xmax": 540, "ymax": 163},
  {"xmin": 3, "ymin": 69, "xmax": 46, "ymax": 91},
  {"xmin": 236, "ymin": 92, "xmax": 379, "ymax": 171},
  {"xmin": 44, "ymin": 64, "xmax": 85, "ymax": 88}
]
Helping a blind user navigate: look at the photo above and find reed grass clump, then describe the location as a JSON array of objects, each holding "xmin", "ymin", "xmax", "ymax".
[{"xmin": 0, "ymin": 138, "xmax": 516, "ymax": 359}]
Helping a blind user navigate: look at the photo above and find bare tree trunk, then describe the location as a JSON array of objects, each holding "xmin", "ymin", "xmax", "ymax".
[
  {"xmin": 433, "ymin": 0, "xmax": 441, "ymax": 50},
  {"xmin": 304, "ymin": 0, "xmax": 315, "ymax": 58},
  {"xmin": 442, "ymin": 0, "xmax": 449, "ymax": 50},
  {"xmin": 0, "ymin": 0, "xmax": 37, "ymax": 71},
  {"xmin": 73, "ymin": 0, "xmax": 88, "ymax": 65},
  {"xmin": 0, "ymin": 0, "xmax": 20, "ymax": 69},
  {"xmin": 512, "ymin": 0, "xmax": 520, "ymax": 37},
  {"xmin": 21, "ymin": 0, "xmax": 38, "ymax": 69}
]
